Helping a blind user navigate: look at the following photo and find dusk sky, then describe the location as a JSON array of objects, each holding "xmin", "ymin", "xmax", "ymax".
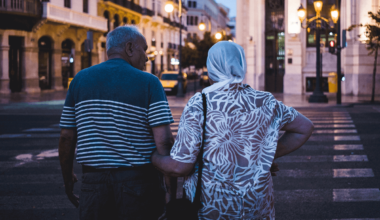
[{"xmin": 215, "ymin": 0, "xmax": 236, "ymax": 18}]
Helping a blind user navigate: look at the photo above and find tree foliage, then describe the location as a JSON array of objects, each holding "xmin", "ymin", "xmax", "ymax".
[{"xmin": 348, "ymin": 10, "xmax": 380, "ymax": 102}]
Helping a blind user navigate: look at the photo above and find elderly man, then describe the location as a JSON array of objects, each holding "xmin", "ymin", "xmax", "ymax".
[{"xmin": 58, "ymin": 26, "xmax": 175, "ymax": 219}]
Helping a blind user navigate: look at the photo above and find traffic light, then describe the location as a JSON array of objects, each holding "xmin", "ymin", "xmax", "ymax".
[{"xmin": 329, "ymin": 40, "xmax": 336, "ymax": 54}]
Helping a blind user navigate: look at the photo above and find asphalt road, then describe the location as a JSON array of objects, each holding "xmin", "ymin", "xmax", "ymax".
[{"xmin": 0, "ymin": 99, "xmax": 379, "ymax": 219}]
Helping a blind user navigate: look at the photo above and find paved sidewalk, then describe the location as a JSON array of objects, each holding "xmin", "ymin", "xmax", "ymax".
[{"xmin": 0, "ymin": 88, "xmax": 378, "ymax": 108}]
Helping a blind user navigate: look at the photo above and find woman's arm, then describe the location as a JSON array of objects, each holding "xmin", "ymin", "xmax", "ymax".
[
  {"xmin": 275, "ymin": 113, "xmax": 314, "ymax": 159},
  {"xmin": 152, "ymin": 151, "xmax": 195, "ymax": 177}
]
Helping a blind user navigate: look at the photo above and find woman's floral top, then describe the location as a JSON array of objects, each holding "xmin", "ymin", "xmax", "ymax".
[{"xmin": 170, "ymin": 83, "xmax": 298, "ymax": 220}]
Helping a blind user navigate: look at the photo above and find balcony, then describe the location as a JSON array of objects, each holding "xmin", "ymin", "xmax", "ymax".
[
  {"xmin": 42, "ymin": 2, "xmax": 107, "ymax": 32},
  {"xmin": 142, "ymin": 8, "xmax": 154, "ymax": 17},
  {"xmin": 105, "ymin": 0, "xmax": 142, "ymax": 14},
  {"xmin": 0, "ymin": 0, "xmax": 41, "ymax": 31}
]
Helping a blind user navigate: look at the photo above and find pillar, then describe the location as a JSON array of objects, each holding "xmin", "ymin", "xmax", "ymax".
[
  {"xmin": 0, "ymin": 44, "xmax": 11, "ymax": 94},
  {"xmin": 51, "ymin": 49, "xmax": 64, "ymax": 91},
  {"xmin": 22, "ymin": 47, "xmax": 41, "ymax": 93}
]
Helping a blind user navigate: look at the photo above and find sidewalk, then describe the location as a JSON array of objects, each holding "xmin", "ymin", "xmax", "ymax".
[{"xmin": 0, "ymin": 88, "xmax": 378, "ymax": 108}]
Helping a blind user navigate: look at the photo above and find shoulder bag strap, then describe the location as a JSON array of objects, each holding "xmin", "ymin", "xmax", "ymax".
[{"xmin": 193, "ymin": 93, "xmax": 207, "ymax": 209}]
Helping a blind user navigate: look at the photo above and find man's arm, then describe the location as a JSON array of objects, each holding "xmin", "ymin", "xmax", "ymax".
[
  {"xmin": 275, "ymin": 113, "xmax": 314, "ymax": 159},
  {"xmin": 151, "ymin": 125, "xmax": 178, "ymax": 201},
  {"xmin": 58, "ymin": 128, "xmax": 79, "ymax": 208}
]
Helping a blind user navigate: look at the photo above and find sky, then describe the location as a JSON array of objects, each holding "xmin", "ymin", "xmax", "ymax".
[{"xmin": 215, "ymin": 0, "xmax": 236, "ymax": 18}]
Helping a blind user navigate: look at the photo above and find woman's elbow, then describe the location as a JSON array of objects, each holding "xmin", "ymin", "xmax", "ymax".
[
  {"xmin": 171, "ymin": 164, "xmax": 193, "ymax": 177},
  {"xmin": 307, "ymin": 120, "xmax": 315, "ymax": 136}
]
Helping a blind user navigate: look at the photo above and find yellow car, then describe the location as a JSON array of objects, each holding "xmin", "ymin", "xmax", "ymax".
[{"xmin": 159, "ymin": 71, "xmax": 188, "ymax": 94}]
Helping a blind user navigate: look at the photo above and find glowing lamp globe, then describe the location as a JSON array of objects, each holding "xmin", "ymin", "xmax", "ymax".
[
  {"xmin": 165, "ymin": 2, "xmax": 174, "ymax": 13},
  {"xmin": 198, "ymin": 22, "xmax": 206, "ymax": 31},
  {"xmin": 215, "ymin": 32, "xmax": 222, "ymax": 40},
  {"xmin": 313, "ymin": 1, "xmax": 323, "ymax": 13},
  {"xmin": 331, "ymin": 9, "xmax": 339, "ymax": 23},
  {"xmin": 297, "ymin": 4, "xmax": 306, "ymax": 23}
]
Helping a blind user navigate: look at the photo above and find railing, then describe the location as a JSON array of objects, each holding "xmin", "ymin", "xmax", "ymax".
[
  {"xmin": 163, "ymin": 17, "xmax": 170, "ymax": 24},
  {"xmin": 105, "ymin": 0, "xmax": 142, "ymax": 14},
  {"xmin": 142, "ymin": 8, "xmax": 154, "ymax": 16},
  {"xmin": 42, "ymin": 2, "xmax": 107, "ymax": 32},
  {"xmin": 0, "ymin": 0, "xmax": 41, "ymax": 15}
]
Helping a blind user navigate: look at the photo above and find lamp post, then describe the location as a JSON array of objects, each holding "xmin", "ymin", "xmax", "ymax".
[
  {"xmin": 165, "ymin": 0, "xmax": 184, "ymax": 97},
  {"xmin": 298, "ymin": 1, "xmax": 339, "ymax": 103}
]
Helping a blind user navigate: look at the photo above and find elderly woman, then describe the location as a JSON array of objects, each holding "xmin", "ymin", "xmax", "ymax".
[{"xmin": 152, "ymin": 41, "xmax": 314, "ymax": 219}]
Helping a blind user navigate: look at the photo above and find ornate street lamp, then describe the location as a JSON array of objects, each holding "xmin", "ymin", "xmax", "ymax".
[
  {"xmin": 297, "ymin": 1, "xmax": 339, "ymax": 103},
  {"xmin": 165, "ymin": 0, "xmax": 184, "ymax": 97}
]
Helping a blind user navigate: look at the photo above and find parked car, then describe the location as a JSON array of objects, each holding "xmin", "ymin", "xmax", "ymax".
[
  {"xmin": 159, "ymin": 71, "xmax": 187, "ymax": 94},
  {"xmin": 200, "ymin": 71, "xmax": 210, "ymax": 87}
]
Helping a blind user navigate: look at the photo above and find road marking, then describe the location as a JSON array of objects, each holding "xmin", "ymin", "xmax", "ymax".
[
  {"xmin": 276, "ymin": 155, "xmax": 368, "ymax": 163},
  {"xmin": 314, "ymin": 124, "xmax": 355, "ymax": 128},
  {"xmin": 333, "ymin": 155, "xmax": 368, "ymax": 162},
  {"xmin": 334, "ymin": 144, "xmax": 364, "ymax": 150},
  {"xmin": 276, "ymin": 168, "xmax": 374, "ymax": 178},
  {"xmin": 313, "ymin": 129, "xmax": 357, "ymax": 134},
  {"xmin": 0, "ymin": 195, "xmax": 74, "ymax": 210},
  {"xmin": 333, "ymin": 168, "xmax": 374, "ymax": 178},
  {"xmin": 0, "ymin": 133, "xmax": 60, "ymax": 139},
  {"xmin": 313, "ymin": 120, "xmax": 354, "ymax": 124},
  {"xmin": 22, "ymin": 128, "xmax": 61, "ymax": 132},
  {"xmin": 334, "ymin": 136, "xmax": 361, "ymax": 141},
  {"xmin": 333, "ymin": 188, "xmax": 380, "ymax": 202}
]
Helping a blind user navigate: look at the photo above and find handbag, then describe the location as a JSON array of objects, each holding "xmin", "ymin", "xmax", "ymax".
[{"xmin": 165, "ymin": 93, "xmax": 208, "ymax": 220}]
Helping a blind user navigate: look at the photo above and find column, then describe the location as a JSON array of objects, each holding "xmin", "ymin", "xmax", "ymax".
[
  {"xmin": 284, "ymin": 0, "xmax": 303, "ymax": 94},
  {"xmin": 0, "ymin": 44, "xmax": 11, "ymax": 94},
  {"xmin": 74, "ymin": 50, "xmax": 81, "ymax": 75},
  {"xmin": 51, "ymin": 49, "xmax": 64, "ymax": 91},
  {"xmin": 22, "ymin": 47, "xmax": 41, "ymax": 93}
]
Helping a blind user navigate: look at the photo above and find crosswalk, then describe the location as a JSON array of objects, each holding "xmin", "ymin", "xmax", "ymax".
[{"xmin": 0, "ymin": 109, "xmax": 379, "ymax": 219}]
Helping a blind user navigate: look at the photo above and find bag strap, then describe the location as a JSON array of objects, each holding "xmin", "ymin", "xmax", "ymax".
[{"xmin": 193, "ymin": 93, "xmax": 207, "ymax": 209}]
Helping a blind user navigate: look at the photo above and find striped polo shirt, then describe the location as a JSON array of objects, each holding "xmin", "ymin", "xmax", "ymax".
[{"xmin": 59, "ymin": 58, "xmax": 174, "ymax": 168}]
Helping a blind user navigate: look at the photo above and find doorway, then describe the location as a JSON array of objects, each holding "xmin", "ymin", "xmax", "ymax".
[
  {"xmin": 265, "ymin": 0, "xmax": 285, "ymax": 93},
  {"xmin": 38, "ymin": 36, "xmax": 52, "ymax": 90},
  {"xmin": 62, "ymin": 39, "xmax": 74, "ymax": 89},
  {"xmin": 9, "ymin": 36, "xmax": 24, "ymax": 93}
]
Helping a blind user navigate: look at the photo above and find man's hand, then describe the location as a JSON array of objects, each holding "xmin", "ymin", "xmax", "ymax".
[
  {"xmin": 270, "ymin": 162, "xmax": 279, "ymax": 176},
  {"xmin": 64, "ymin": 173, "xmax": 79, "ymax": 208}
]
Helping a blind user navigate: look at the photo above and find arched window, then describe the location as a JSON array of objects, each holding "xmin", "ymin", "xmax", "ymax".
[
  {"xmin": 114, "ymin": 14, "xmax": 120, "ymax": 29},
  {"xmin": 61, "ymin": 39, "xmax": 75, "ymax": 88},
  {"xmin": 38, "ymin": 36, "xmax": 53, "ymax": 90},
  {"xmin": 123, "ymin": 17, "xmax": 128, "ymax": 25},
  {"xmin": 103, "ymin": 11, "xmax": 110, "ymax": 36}
]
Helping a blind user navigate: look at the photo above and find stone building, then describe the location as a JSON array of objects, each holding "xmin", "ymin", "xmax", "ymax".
[
  {"xmin": 186, "ymin": 0, "xmax": 230, "ymax": 41},
  {"xmin": 236, "ymin": 0, "xmax": 380, "ymax": 96},
  {"xmin": 0, "ymin": 0, "xmax": 107, "ymax": 94},
  {"xmin": 98, "ymin": 0, "xmax": 188, "ymax": 75}
]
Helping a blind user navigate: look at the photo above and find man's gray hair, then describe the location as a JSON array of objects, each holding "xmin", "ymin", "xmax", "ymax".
[{"xmin": 106, "ymin": 25, "xmax": 145, "ymax": 53}]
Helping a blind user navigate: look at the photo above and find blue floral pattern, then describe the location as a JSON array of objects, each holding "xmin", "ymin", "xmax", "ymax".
[{"xmin": 170, "ymin": 83, "xmax": 298, "ymax": 219}]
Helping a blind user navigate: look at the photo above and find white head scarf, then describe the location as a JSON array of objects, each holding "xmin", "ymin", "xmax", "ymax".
[{"xmin": 202, "ymin": 41, "xmax": 247, "ymax": 94}]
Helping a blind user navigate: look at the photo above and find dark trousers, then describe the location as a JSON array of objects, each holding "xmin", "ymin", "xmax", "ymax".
[{"xmin": 79, "ymin": 165, "xmax": 166, "ymax": 220}]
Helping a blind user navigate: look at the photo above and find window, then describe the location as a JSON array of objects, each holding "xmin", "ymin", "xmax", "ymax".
[
  {"xmin": 188, "ymin": 1, "xmax": 192, "ymax": 8},
  {"xmin": 123, "ymin": 17, "xmax": 128, "ymax": 24},
  {"xmin": 187, "ymin": 33, "xmax": 191, "ymax": 39},
  {"xmin": 152, "ymin": 0, "xmax": 155, "ymax": 13},
  {"xmin": 64, "ymin": 0, "xmax": 70, "ymax": 8},
  {"xmin": 193, "ymin": 1, "xmax": 196, "ymax": 8},
  {"xmin": 113, "ymin": 14, "xmax": 120, "ymax": 28},
  {"xmin": 193, "ymin": 33, "xmax": 197, "ymax": 39},
  {"xmin": 190, "ymin": 16, "xmax": 193, "ymax": 25},
  {"xmin": 306, "ymin": 0, "xmax": 336, "ymax": 47},
  {"xmin": 83, "ymin": 0, "xmax": 88, "ymax": 13},
  {"xmin": 194, "ymin": 16, "xmax": 198, "ymax": 25},
  {"xmin": 187, "ymin": 16, "xmax": 189, "ymax": 25}
]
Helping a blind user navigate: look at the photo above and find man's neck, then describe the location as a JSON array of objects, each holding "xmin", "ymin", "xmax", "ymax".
[{"xmin": 107, "ymin": 54, "xmax": 129, "ymax": 62}]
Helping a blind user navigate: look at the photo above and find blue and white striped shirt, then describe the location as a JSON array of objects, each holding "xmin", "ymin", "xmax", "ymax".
[{"xmin": 60, "ymin": 59, "xmax": 174, "ymax": 168}]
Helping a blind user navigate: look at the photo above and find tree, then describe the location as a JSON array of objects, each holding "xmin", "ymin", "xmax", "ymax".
[
  {"xmin": 348, "ymin": 11, "xmax": 380, "ymax": 103},
  {"xmin": 196, "ymin": 32, "xmax": 217, "ymax": 68},
  {"xmin": 181, "ymin": 39, "xmax": 199, "ymax": 69}
]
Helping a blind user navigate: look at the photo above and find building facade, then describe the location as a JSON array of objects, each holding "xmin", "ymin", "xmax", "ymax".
[
  {"xmin": 236, "ymin": 0, "xmax": 380, "ymax": 96},
  {"xmin": 186, "ymin": 0, "xmax": 230, "ymax": 41},
  {"xmin": 98, "ymin": 0, "xmax": 188, "ymax": 75},
  {"xmin": 0, "ymin": 0, "xmax": 107, "ymax": 94}
]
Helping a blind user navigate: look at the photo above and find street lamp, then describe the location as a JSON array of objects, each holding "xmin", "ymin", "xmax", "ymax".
[
  {"xmin": 297, "ymin": 1, "xmax": 338, "ymax": 103},
  {"xmin": 215, "ymin": 32, "xmax": 222, "ymax": 40},
  {"xmin": 165, "ymin": 0, "xmax": 184, "ymax": 97},
  {"xmin": 198, "ymin": 22, "xmax": 206, "ymax": 31}
]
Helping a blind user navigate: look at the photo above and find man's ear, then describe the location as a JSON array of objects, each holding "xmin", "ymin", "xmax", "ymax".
[{"xmin": 125, "ymin": 42, "xmax": 133, "ymax": 57}]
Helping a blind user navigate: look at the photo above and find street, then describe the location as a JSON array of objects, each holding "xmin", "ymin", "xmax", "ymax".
[{"xmin": 0, "ymin": 93, "xmax": 379, "ymax": 219}]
